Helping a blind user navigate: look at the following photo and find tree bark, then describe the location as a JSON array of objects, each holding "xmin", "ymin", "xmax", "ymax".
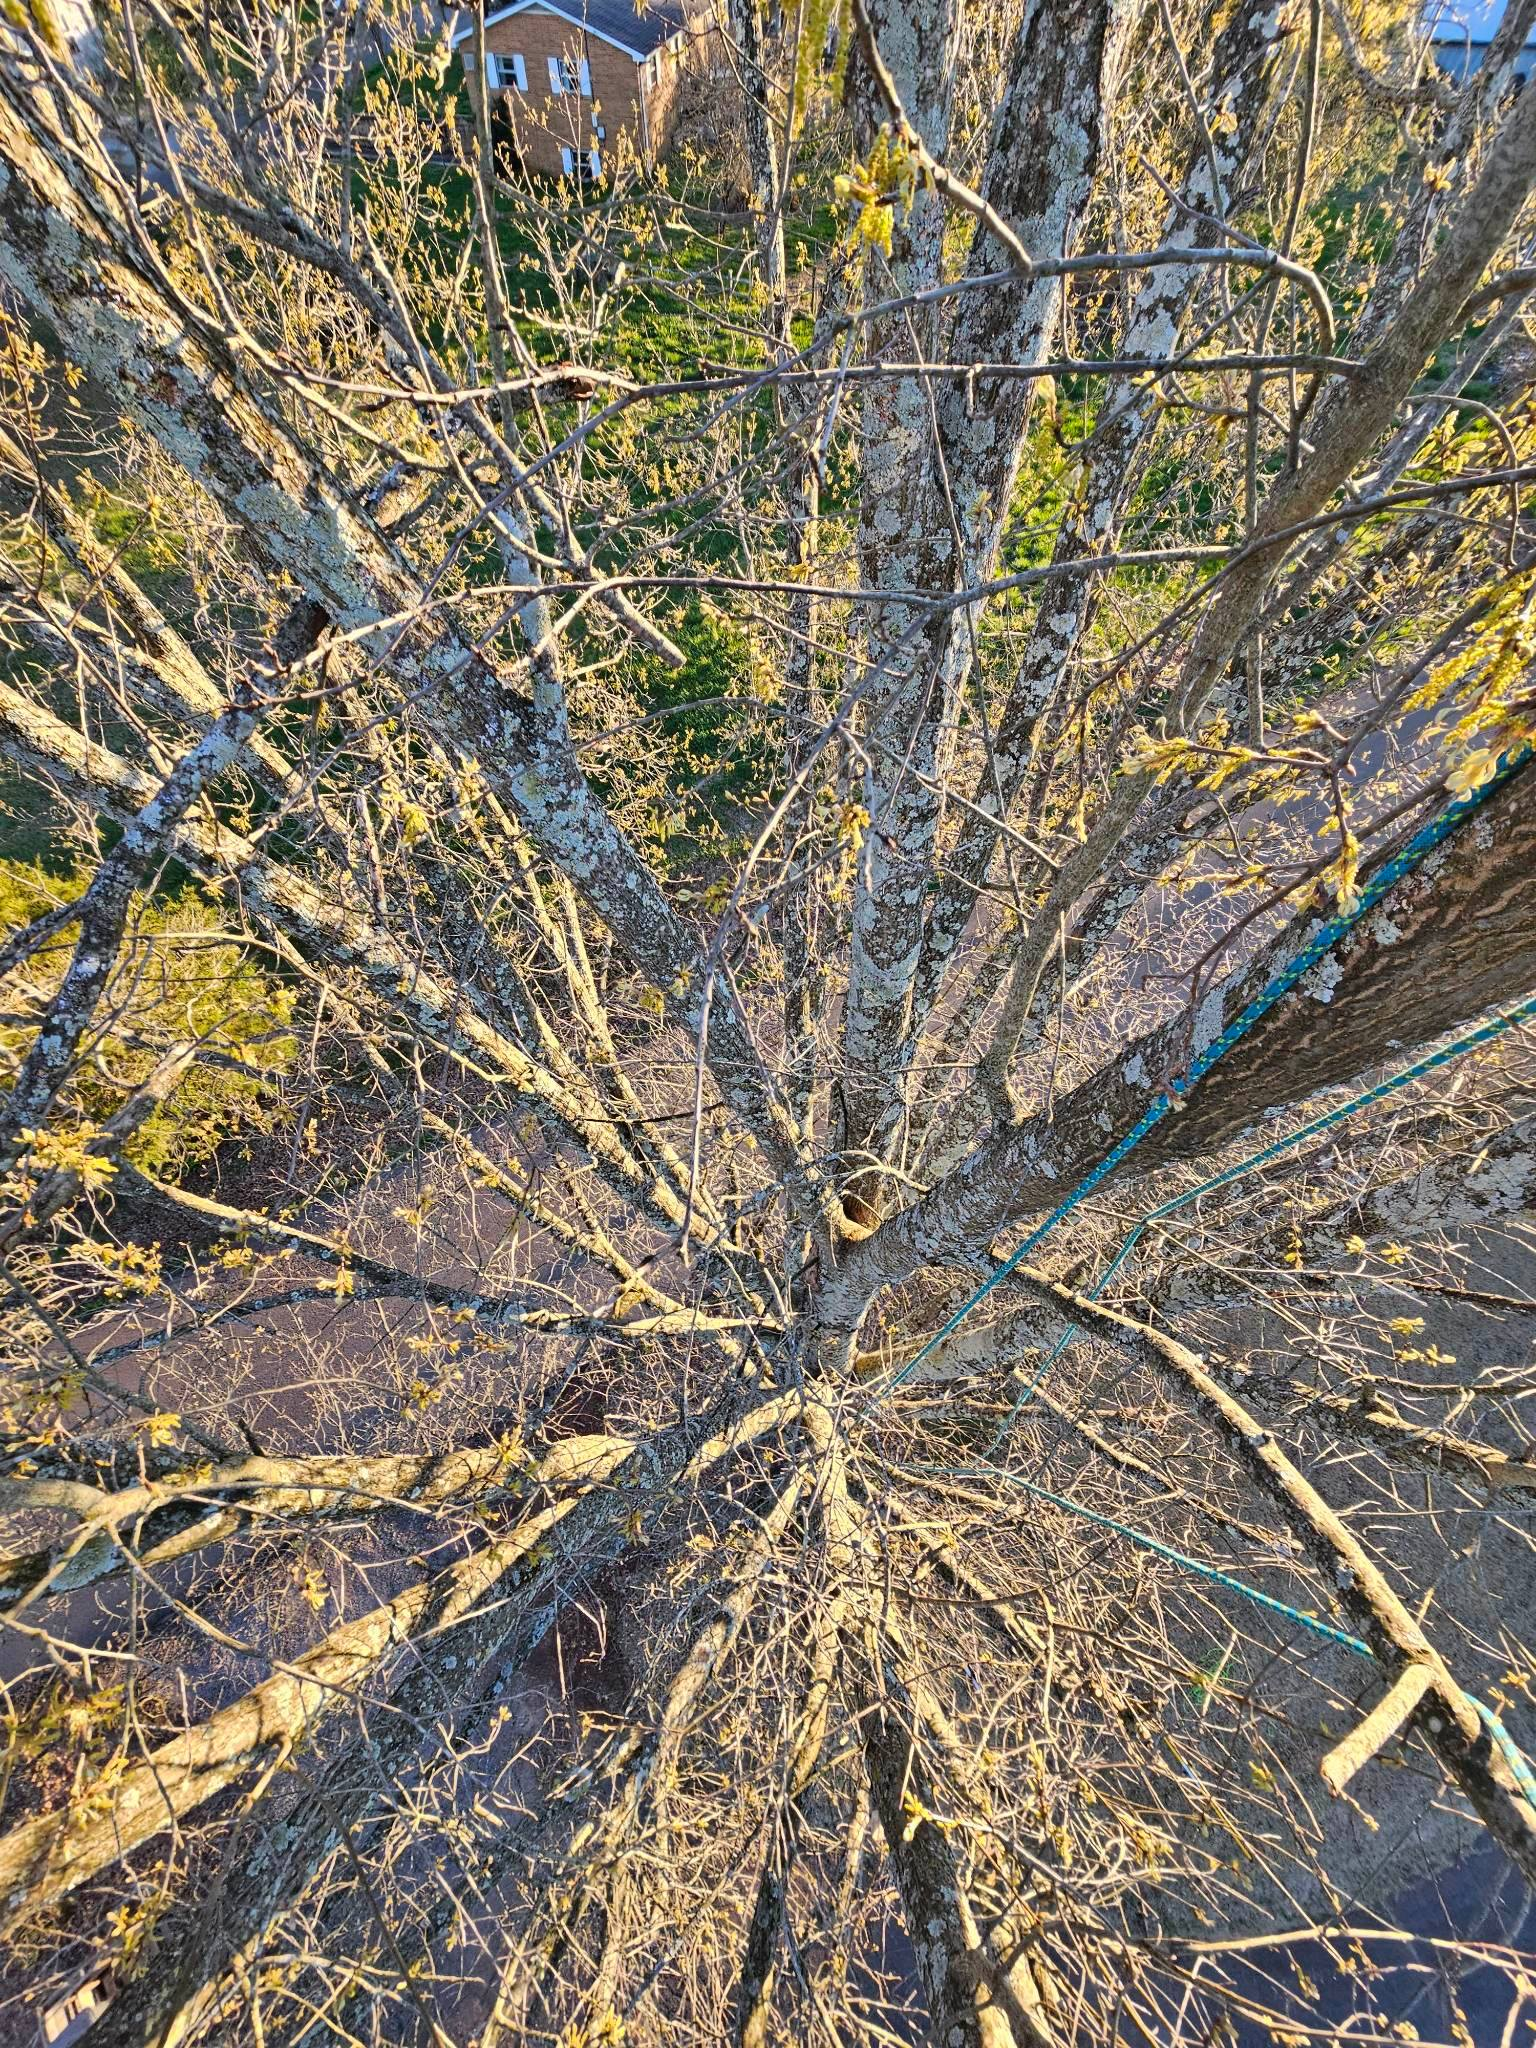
[{"xmin": 829, "ymin": 761, "xmax": 1536, "ymax": 1316}]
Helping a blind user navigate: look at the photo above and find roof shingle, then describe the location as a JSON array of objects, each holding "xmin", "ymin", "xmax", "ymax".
[{"xmin": 456, "ymin": 0, "xmax": 688, "ymax": 58}]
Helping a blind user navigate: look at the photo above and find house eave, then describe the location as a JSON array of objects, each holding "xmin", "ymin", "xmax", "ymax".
[{"xmin": 449, "ymin": 0, "xmax": 649, "ymax": 60}]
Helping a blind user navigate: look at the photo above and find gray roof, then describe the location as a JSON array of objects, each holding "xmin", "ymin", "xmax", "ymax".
[{"xmin": 457, "ymin": 0, "xmax": 688, "ymax": 57}]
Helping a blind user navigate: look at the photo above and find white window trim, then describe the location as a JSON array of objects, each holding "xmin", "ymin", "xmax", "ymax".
[{"xmin": 548, "ymin": 53, "xmax": 587, "ymax": 93}]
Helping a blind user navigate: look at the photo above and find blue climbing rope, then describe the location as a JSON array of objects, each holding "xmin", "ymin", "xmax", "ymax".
[
  {"xmin": 906, "ymin": 994, "xmax": 1536, "ymax": 1801},
  {"xmin": 880, "ymin": 740, "xmax": 1536, "ymax": 1803},
  {"xmin": 885, "ymin": 741, "xmax": 1534, "ymax": 1395},
  {"xmin": 944, "ymin": 999, "xmax": 1536, "ymax": 1807},
  {"xmin": 1001, "ymin": 988, "xmax": 1536, "ymax": 1424},
  {"xmin": 908, "ymin": 1451, "xmax": 1536, "ymax": 1807}
]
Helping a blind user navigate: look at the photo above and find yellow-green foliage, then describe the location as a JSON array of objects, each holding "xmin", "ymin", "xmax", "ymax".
[
  {"xmin": 1410, "ymin": 566, "xmax": 1536, "ymax": 794},
  {"xmin": 0, "ymin": 864, "xmax": 297, "ymax": 1179},
  {"xmin": 1, "ymin": 0, "xmax": 64, "ymax": 55},
  {"xmin": 792, "ymin": 0, "xmax": 850, "ymax": 135},
  {"xmin": 834, "ymin": 126, "xmax": 921, "ymax": 257}
]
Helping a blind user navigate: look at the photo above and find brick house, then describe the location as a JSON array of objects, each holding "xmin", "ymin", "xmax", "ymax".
[{"xmin": 455, "ymin": 0, "xmax": 712, "ymax": 179}]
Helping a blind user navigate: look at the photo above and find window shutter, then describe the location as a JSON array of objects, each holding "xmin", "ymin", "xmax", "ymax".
[
  {"xmin": 483, "ymin": 50, "xmax": 500, "ymax": 89},
  {"xmin": 511, "ymin": 52, "xmax": 527, "ymax": 88},
  {"xmin": 560, "ymin": 145, "xmax": 574, "ymax": 173},
  {"xmin": 577, "ymin": 57, "xmax": 591, "ymax": 93},
  {"xmin": 548, "ymin": 55, "xmax": 564, "ymax": 90},
  {"xmin": 588, "ymin": 148, "xmax": 601, "ymax": 176}
]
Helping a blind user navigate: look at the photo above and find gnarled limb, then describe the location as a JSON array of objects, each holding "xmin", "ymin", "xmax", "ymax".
[
  {"xmin": 85, "ymin": 1393, "xmax": 808, "ymax": 2048},
  {"xmin": 0, "ymin": 677, "xmax": 724, "ymax": 1249},
  {"xmin": 857, "ymin": 1648, "xmax": 1055, "ymax": 2048},
  {"xmin": 0, "ymin": 1441, "xmax": 529, "ymax": 1614},
  {"xmin": 827, "ymin": 756, "xmax": 1536, "ymax": 1322},
  {"xmin": 0, "ymin": 1433, "xmax": 636, "ymax": 1929},
  {"xmin": 0, "ymin": 63, "xmax": 816, "ymax": 1221},
  {"xmin": 837, "ymin": 0, "xmax": 1121, "ymax": 1214},
  {"xmin": 907, "ymin": 60, "xmax": 1536, "ymax": 1170},
  {"xmin": 478, "ymin": 1460, "xmax": 812, "ymax": 2048},
  {"xmin": 906, "ymin": 0, "xmax": 1289, "ymax": 1036},
  {"xmin": 734, "ymin": 1416, "xmax": 854, "ymax": 2046},
  {"xmin": 0, "ymin": 695, "xmax": 265, "ymax": 1164}
]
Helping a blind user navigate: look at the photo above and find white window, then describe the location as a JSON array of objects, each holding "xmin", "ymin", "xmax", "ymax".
[
  {"xmin": 588, "ymin": 148, "xmax": 601, "ymax": 175},
  {"xmin": 560, "ymin": 145, "xmax": 575, "ymax": 174},
  {"xmin": 548, "ymin": 54, "xmax": 588, "ymax": 93},
  {"xmin": 593, "ymin": 120, "xmax": 605, "ymax": 139},
  {"xmin": 511, "ymin": 51, "xmax": 527, "ymax": 88},
  {"xmin": 548, "ymin": 54, "xmax": 565, "ymax": 91}
]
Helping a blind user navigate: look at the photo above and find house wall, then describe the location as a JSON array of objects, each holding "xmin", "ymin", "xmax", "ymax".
[
  {"xmin": 479, "ymin": 4, "xmax": 719, "ymax": 180},
  {"xmin": 483, "ymin": 10, "xmax": 645, "ymax": 178},
  {"xmin": 635, "ymin": 14, "xmax": 717, "ymax": 159}
]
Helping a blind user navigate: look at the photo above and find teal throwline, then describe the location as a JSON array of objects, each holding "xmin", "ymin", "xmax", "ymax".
[
  {"xmin": 883, "ymin": 742, "xmax": 1533, "ymax": 1396},
  {"xmin": 880, "ymin": 742, "xmax": 1536, "ymax": 1807}
]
